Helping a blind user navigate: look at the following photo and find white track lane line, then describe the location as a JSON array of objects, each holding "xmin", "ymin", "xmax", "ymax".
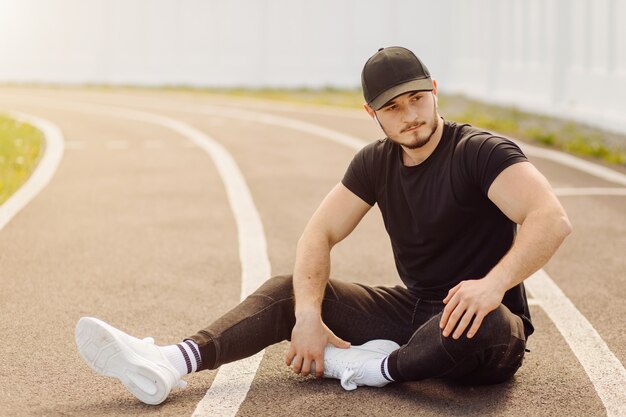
[
  {"xmin": 526, "ymin": 270, "xmax": 626, "ymax": 417},
  {"xmin": 0, "ymin": 112, "xmax": 64, "ymax": 231},
  {"xmin": 1, "ymin": 99, "xmax": 271, "ymax": 416},
  {"xmin": 4, "ymin": 94, "xmax": 626, "ymax": 415},
  {"xmin": 100, "ymin": 106, "xmax": 272, "ymax": 416},
  {"xmin": 110, "ymin": 110, "xmax": 273, "ymax": 417}
]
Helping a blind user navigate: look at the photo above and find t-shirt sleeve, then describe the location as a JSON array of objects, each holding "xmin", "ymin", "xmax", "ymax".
[
  {"xmin": 341, "ymin": 145, "xmax": 376, "ymax": 206},
  {"xmin": 462, "ymin": 134, "xmax": 528, "ymax": 195}
]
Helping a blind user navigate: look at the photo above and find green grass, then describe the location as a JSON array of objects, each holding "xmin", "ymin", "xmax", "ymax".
[
  {"xmin": 0, "ymin": 114, "xmax": 44, "ymax": 205},
  {"xmin": 440, "ymin": 99, "xmax": 626, "ymax": 166}
]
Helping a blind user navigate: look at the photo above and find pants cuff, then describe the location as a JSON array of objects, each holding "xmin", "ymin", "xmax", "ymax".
[{"xmin": 185, "ymin": 331, "xmax": 217, "ymax": 371}]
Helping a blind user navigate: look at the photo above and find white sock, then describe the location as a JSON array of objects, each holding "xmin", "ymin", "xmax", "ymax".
[
  {"xmin": 382, "ymin": 356, "xmax": 394, "ymax": 383},
  {"xmin": 359, "ymin": 355, "xmax": 395, "ymax": 387},
  {"xmin": 159, "ymin": 340, "xmax": 202, "ymax": 376}
]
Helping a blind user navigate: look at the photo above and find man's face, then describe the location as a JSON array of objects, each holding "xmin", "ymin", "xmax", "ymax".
[{"xmin": 373, "ymin": 90, "xmax": 439, "ymax": 149}]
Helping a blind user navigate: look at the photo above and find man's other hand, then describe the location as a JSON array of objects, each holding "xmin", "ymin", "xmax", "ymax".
[
  {"xmin": 439, "ymin": 277, "xmax": 506, "ymax": 339},
  {"xmin": 285, "ymin": 311, "xmax": 350, "ymax": 378}
]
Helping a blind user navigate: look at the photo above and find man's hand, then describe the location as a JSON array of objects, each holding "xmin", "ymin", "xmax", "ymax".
[
  {"xmin": 284, "ymin": 311, "xmax": 350, "ymax": 378},
  {"xmin": 439, "ymin": 277, "xmax": 506, "ymax": 339}
]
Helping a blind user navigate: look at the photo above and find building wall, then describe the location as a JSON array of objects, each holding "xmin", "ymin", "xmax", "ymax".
[
  {"xmin": 0, "ymin": 0, "xmax": 444, "ymax": 87},
  {"xmin": 0, "ymin": 0, "xmax": 624, "ymax": 133},
  {"xmin": 443, "ymin": 0, "xmax": 626, "ymax": 133}
]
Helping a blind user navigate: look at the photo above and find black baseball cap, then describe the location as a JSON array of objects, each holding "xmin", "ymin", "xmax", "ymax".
[{"xmin": 361, "ymin": 46, "xmax": 434, "ymax": 110}]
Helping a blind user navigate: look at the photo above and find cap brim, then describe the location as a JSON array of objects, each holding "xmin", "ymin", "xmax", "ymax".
[{"xmin": 369, "ymin": 78, "xmax": 434, "ymax": 110}]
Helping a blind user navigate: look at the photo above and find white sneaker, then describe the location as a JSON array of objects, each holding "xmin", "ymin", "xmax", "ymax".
[
  {"xmin": 75, "ymin": 317, "xmax": 185, "ymax": 405},
  {"xmin": 318, "ymin": 339, "xmax": 400, "ymax": 391}
]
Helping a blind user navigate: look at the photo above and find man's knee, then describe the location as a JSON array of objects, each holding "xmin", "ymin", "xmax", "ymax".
[
  {"xmin": 479, "ymin": 304, "xmax": 520, "ymax": 338},
  {"xmin": 440, "ymin": 305, "xmax": 519, "ymax": 354},
  {"xmin": 254, "ymin": 274, "xmax": 294, "ymax": 301}
]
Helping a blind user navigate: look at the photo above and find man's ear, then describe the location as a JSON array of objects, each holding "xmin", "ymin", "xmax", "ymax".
[
  {"xmin": 363, "ymin": 103, "xmax": 376, "ymax": 119},
  {"xmin": 432, "ymin": 79, "xmax": 438, "ymax": 96}
]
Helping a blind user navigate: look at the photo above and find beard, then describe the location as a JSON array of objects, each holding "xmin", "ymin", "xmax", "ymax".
[
  {"xmin": 381, "ymin": 100, "xmax": 439, "ymax": 149},
  {"xmin": 402, "ymin": 117, "xmax": 438, "ymax": 149}
]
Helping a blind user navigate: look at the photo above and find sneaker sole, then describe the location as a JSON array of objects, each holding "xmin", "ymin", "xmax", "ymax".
[{"xmin": 75, "ymin": 317, "xmax": 172, "ymax": 405}]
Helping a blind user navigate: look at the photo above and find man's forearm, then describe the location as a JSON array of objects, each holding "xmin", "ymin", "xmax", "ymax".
[
  {"xmin": 486, "ymin": 207, "xmax": 572, "ymax": 291},
  {"xmin": 292, "ymin": 230, "xmax": 332, "ymax": 317},
  {"xmin": 440, "ymin": 207, "xmax": 571, "ymax": 339}
]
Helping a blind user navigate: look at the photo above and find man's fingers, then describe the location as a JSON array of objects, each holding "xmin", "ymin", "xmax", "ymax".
[
  {"xmin": 314, "ymin": 353, "xmax": 324, "ymax": 378},
  {"xmin": 467, "ymin": 313, "xmax": 485, "ymax": 339},
  {"xmin": 442, "ymin": 302, "xmax": 465, "ymax": 337},
  {"xmin": 285, "ymin": 346, "xmax": 296, "ymax": 366},
  {"xmin": 439, "ymin": 307, "xmax": 450, "ymax": 329},
  {"xmin": 291, "ymin": 354, "xmax": 325, "ymax": 377},
  {"xmin": 300, "ymin": 358, "xmax": 312, "ymax": 377},
  {"xmin": 290, "ymin": 355, "xmax": 303, "ymax": 374},
  {"xmin": 329, "ymin": 334, "xmax": 351, "ymax": 349},
  {"xmin": 452, "ymin": 308, "xmax": 476, "ymax": 339},
  {"xmin": 443, "ymin": 283, "xmax": 461, "ymax": 304},
  {"xmin": 439, "ymin": 296, "xmax": 459, "ymax": 330}
]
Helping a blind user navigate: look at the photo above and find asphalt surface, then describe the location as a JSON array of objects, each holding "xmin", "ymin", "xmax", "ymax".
[{"xmin": 0, "ymin": 87, "xmax": 624, "ymax": 416}]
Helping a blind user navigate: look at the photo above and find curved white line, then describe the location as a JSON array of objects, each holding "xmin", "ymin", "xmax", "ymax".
[
  {"xmin": 110, "ymin": 110, "xmax": 272, "ymax": 417},
  {"xmin": 1, "ymin": 99, "xmax": 271, "ymax": 417},
  {"xmin": 88, "ymin": 106, "xmax": 272, "ymax": 417},
  {"xmin": 0, "ymin": 112, "xmax": 64, "ymax": 231},
  {"xmin": 86, "ymin": 106, "xmax": 272, "ymax": 417},
  {"xmin": 115, "ymin": 108, "xmax": 272, "ymax": 297},
  {"xmin": 88, "ymin": 105, "xmax": 273, "ymax": 416}
]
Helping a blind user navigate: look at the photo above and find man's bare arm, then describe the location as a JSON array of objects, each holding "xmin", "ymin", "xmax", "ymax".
[
  {"xmin": 440, "ymin": 161, "xmax": 572, "ymax": 339},
  {"xmin": 285, "ymin": 182, "xmax": 372, "ymax": 377}
]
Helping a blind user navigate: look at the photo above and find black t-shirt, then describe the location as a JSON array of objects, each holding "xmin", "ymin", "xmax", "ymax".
[{"xmin": 341, "ymin": 120, "xmax": 534, "ymax": 338}]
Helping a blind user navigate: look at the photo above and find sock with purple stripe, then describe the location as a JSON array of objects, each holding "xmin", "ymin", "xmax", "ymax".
[
  {"xmin": 184, "ymin": 340, "xmax": 202, "ymax": 369},
  {"xmin": 358, "ymin": 354, "xmax": 395, "ymax": 387},
  {"xmin": 160, "ymin": 340, "xmax": 202, "ymax": 376}
]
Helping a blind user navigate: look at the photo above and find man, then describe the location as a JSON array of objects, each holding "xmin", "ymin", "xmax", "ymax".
[{"xmin": 75, "ymin": 46, "xmax": 572, "ymax": 405}]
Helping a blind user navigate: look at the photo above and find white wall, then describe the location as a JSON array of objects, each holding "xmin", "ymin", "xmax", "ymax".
[
  {"xmin": 0, "ymin": 0, "xmax": 624, "ymax": 133},
  {"xmin": 0, "ymin": 0, "xmax": 445, "ymax": 87},
  {"xmin": 443, "ymin": 0, "xmax": 626, "ymax": 134}
]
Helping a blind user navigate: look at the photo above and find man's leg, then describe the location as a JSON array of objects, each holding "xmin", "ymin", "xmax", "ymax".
[
  {"xmin": 386, "ymin": 303, "xmax": 527, "ymax": 385},
  {"xmin": 76, "ymin": 274, "xmax": 419, "ymax": 403},
  {"xmin": 187, "ymin": 274, "xmax": 419, "ymax": 370}
]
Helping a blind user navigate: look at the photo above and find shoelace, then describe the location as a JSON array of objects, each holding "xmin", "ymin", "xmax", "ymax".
[{"xmin": 141, "ymin": 337, "xmax": 188, "ymax": 389}]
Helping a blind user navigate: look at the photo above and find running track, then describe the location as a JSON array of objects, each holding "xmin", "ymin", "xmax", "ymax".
[{"xmin": 0, "ymin": 87, "xmax": 624, "ymax": 417}]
